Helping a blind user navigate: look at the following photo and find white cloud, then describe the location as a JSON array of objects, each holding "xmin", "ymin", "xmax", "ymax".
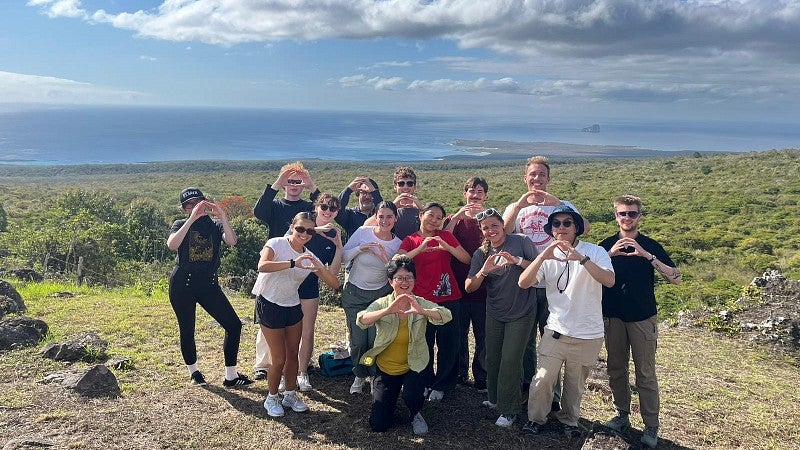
[
  {"xmin": 139, "ymin": 55, "xmax": 158, "ymax": 61},
  {"xmin": 0, "ymin": 71, "xmax": 146, "ymax": 104}
]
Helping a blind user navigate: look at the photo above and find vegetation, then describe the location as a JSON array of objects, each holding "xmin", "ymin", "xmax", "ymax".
[{"xmin": 1, "ymin": 150, "xmax": 798, "ymax": 317}]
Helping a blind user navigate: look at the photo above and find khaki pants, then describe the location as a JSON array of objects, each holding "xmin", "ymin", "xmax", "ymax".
[
  {"xmin": 604, "ymin": 316, "xmax": 660, "ymax": 428},
  {"xmin": 527, "ymin": 330, "xmax": 603, "ymax": 426}
]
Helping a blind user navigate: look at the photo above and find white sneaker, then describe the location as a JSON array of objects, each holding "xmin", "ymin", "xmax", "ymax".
[
  {"xmin": 495, "ymin": 414, "xmax": 516, "ymax": 428},
  {"xmin": 281, "ymin": 391, "xmax": 309, "ymax": 412},
  {"xmin": 411, "ymin": 412, "xmax": 428, "ymax": 435},
  {"xmin": 297, "ymin": 372, "xmax": 312, "ymax": 392},
  {"xmin": 278, "ymin": 375, "xmax": 286, "ymax": 392},
  {"xmin": 428, "ymin": 389, "xmax": 444, "ymax": 401},
  {"xmin": 350, "ymin": 376, "xmax": 365, "ymax": 394},
  {"xmin": 263, "ymin": 394, "xmax": 285, "ymax": 417},
  {"xmin": 482, "ymin": 400, "xmax": 497, "ymax": 409}
]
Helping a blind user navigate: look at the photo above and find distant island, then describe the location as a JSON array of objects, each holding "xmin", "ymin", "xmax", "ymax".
[
  {"xmin": 582, "ymin": 124, "xmax": 600, "ymax": 133},
  {"xmin": 448, "ymin": 139, "xmax": 710, "ymax": 160}
]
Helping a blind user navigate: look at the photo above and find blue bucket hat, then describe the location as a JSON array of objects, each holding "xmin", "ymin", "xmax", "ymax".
[{"xmin": 544, "ymin": 205, "xmax": 585, "ymax": 237}]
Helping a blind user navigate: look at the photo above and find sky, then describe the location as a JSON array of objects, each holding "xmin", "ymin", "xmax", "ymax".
[{"xmin": 2, "ymin": 0, "xmax": 800, "ymax": 122}]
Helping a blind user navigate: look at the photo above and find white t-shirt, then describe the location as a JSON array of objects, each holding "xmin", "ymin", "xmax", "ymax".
[
  {"xmin": 343, "ymin": 226, "xmax": 402, "ymax": 291},
  {"xmin": 536, "ymin": 241, "xmax": 614, "ymax": 339},
  {"xmin": 251, "ymin": 237, "xmax": 322, "ymax": 307}
]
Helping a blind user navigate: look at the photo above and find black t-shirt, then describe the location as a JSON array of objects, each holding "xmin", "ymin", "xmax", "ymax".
[
  {"xmin": 253, "ymin": 184, "xmax": 318, "ymax": 238},
  {"xmin": 600, "ymin": 232, "xmax": 676, "ymax": 322},
  {"xmin": 171, "ymin": 216, "xmax": 225, "ymax": 274}
]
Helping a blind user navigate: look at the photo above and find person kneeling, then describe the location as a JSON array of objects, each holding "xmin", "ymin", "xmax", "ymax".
[{"xmin": 356, "ymin": 256, "xmax": 452, "ymax": 435}]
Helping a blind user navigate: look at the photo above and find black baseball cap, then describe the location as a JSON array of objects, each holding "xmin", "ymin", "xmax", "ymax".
[{"xmin": 180, "ymin": 188, "xmax": 206, "ymax": 206}]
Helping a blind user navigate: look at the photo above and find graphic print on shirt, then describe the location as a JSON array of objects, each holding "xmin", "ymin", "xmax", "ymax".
[
  {"xmin": 519, "ymin": 209, "xmax": 553, "ymax": 250},
  {"xmin": 188, "ymin": 230, "xmax": 214, "ymax": 262},
  {"xmin": 433, "ymin": 273, "xmax": 452, "ymax": 298}
]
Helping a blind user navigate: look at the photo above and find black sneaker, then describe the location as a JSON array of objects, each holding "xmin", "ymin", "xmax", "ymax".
[
  {"xmin": 523, "ymin": 420, "xmax": 542, "ymax": 435},
  {"xmin": 563, "ymin": 424, "xmax": 582, "ymax": 438},
  {"xmin": 474, "ymin": 379, "xmax": 488, "ymax": 393},
  {"xmin": 253, "ymin": 369, "xmax": 268, "ymax": 380},
  {"xmin": 190, "ymin": 370, "xmax": 207, "ymax": 387},
  {"xmin": 223, "ymin": 373, "xmax": 254, "ymax": 388}
]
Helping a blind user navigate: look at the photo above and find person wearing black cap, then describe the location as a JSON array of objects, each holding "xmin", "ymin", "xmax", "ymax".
[
  {"xmin": 518, "ymin": 205, "xmax": 614, "ymax": 438},
  {"xmin": 337, "ymin": 176, "xmax": 383, "ymax": 239},
  {"xmin": 166, "ymin": 188, "xmax": 253, "ymax": 388}
]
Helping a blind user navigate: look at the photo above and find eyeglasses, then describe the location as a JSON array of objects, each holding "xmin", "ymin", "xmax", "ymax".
[
  {"xmin": 551, "ymin": 219, "xmax": 574, "ymax": 228},
  {"xmin": 287, "ymin": 179, "xmax": 303, "ymax": 185},
  {"xmin": 392, "ymin": 276, "xmax": 415, "ymax": 282},
  {"xmin": 616, "ymin": 211, "xmax": 640, "ymax": 218},
  {"xmin": 476, "ymin": 208, "xmax": 501, "ymax": 221},
  {"xmin": 395, "ymin": 181, "xmax": 415, "ymax": 187},
  {"xmin": 293, "ymin": 226, "xmax": 316, "ymax": 235},
  {"xmin": 318, "ymin": 204, "xmax": 339, "ymax": 212}
]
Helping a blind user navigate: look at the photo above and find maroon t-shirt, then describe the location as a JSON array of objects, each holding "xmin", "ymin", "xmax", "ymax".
[{"xmin": 444, "ymin": 215, "xmax": 486, "ymax": 302}]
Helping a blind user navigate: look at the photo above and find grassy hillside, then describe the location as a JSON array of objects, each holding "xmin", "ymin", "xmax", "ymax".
[{"xmin": 1, "ymin": 281, "xmax": 798, "ymax": 449}]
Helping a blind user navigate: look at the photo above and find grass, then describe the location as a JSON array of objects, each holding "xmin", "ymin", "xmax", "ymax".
[{"xmin": 2, "ymin": 281, "xmax": 799, "ymax": 449}]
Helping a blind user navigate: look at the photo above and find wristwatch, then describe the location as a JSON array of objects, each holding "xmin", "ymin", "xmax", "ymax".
[
  {"xmin": 289, "ymin": 259, "xmax": 296, "ymax": 268},
  {"xmin": 579, "ymin": 255, "xmax": 590, "ymax": 265},
  {"xmin": 649, "ymin": 255, "xmax": 657, "ymax": 262},
  {"xmin": 516, "ymin": 257, "xmax": 524, "ymax": 266}
]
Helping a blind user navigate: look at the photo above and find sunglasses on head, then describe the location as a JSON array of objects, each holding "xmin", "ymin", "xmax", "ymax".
[
  {"xmin": 551, "ymin": 219, "xmax": 574, "ymax": 228},
  {"xmin": 318, "ymin": 204, "xmax": 339, "ymax": 212},
  {"xmin": 287, "ymin": 179, "xmax": 303, "ymax": 185},
  {"xmin": 616, "ymin": 211, "xmax": 640, "ymax": 218},
  {"xmin": 476, "ymin": 208, "xmax": 501, "ymax": 221},
  {"xmin": 395, "ymin": 180, "xmax": 415, "ymax": 187},
  {"xmin": 293, "ymin": 226, "xmax": 316, "ymax": 235}
]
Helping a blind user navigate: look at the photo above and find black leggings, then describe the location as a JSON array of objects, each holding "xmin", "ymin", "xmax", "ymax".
[{"xmin": 168, "ymin": 269, "xmax": 242, "ymax": 367}]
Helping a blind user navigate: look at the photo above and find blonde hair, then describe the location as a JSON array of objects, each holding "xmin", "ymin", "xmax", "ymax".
[
  {"xmin": 525, "ymin": 156, "xmax": 550, "ymax": 176},
  {"xmin": 280, "ymin": 161, "xmax": 306, "ymax": 174}
]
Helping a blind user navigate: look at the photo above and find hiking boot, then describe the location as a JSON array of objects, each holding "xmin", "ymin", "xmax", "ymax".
[
  {"xmin": 428, "ymin": 389, "xmax": 444, "ymax": 401},
  {"xmin": 350, "ymin": 376, "xmax": 366, "ymax": 394},
  {"xmin": 253, "ymin": 369, "xmax": 267, "ymax": 380},
  {"xmin": 563, "ymin": 424, "xmax": 583, "ymax": 438},
  {"xmin": 482, "ymin": 400, "xmax": 497, "ymax": 409},
  {"xmin": 603, "ymin": 413, "xmax": 631, "ymax": 432},
  {"xmin": 222, "ymin": 372, "xmax": 254, "ymax": 388},
  {"xmin": 495, "ymin": 414, "xmax": 516, "ymax": 428},
  {"xmin": 641, "ymin": 426, "xmax": 659, "ymax": 449},
  {"xmin": 474, "ymin": 379, "xmax": 488, "ymax": 393},
  {"xmin": 297, "ymin": 372, "xmax": 312, "ymax": 392},
  {"xmin": 263, "ymin": 394, "xmax": 284, "ymax": 417},
  {"xmin": 189, "ymin": 370, "xmax": 207, "ymax": 387},
  {"xmin": 281, "ymin": 391, "xmax": 309, "ymax": 412},
  {"xmin": 522, "ymin": 420, "xmax": 542, "ymax": 435},
  {"xmin": 411, "ymin": 412, "xmax": 428, "ymax": 435}
]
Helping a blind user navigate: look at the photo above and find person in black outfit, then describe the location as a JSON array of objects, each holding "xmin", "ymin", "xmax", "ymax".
[
  {"xmin": 252, "ymin": 161, "xmax": 319, "ymax": 379},
  {"xmin": 337, "ymin": 177, "xmax": 382, "ymax": 238},
  {"xmin": 167, "ymin": 187, "xmax": 252, "ymax": 387}
]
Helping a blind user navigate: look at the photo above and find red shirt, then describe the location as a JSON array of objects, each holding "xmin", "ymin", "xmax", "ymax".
[{"xmin": 400, "ymin": 230, "xmax": 463, "ymax": 303}]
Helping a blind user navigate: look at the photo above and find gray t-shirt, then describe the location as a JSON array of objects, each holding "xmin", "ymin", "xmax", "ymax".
[{"xmin": 468, "ymin": 234, "xmax": 539, "ymax": 322}]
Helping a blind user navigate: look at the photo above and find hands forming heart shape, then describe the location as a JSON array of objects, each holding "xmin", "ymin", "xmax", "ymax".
[{"xmin": 388, "ymin": 293, "xmax": 424, "ymax": 318}]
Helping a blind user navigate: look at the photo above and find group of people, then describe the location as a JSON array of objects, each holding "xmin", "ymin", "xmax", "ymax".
[{"xmin": 165, "ymin": 156, "xmax": 681, "ymax": 448}]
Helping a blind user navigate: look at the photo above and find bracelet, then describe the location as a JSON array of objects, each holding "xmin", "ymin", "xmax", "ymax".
[
  {"xmin": 289, "ymin": 259, "xmax": 295, "ymax": 268},
  {"xmin": 516, "ymin": 257, "xmax": 524, "ymax": 266},
  {"xmin": 579, "ymin": 255, "xmax": 590, "ymax": 265}
]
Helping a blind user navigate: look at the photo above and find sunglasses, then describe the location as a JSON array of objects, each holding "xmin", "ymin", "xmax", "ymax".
[
  {"xmin": 318, "ymin": 204, "xmax": 339, "ymax": 212},
  {"xmin": 616, "ymin": 211, "xmax": 640, "ymax": 218},
  {"xmin": 392, "ymin": 276, "xmax": 415, "ymax": 283},
  {"xmin": 395, "ymin": 181, "xmax": 416, "ymax": 187},
  {"xmin": 551, "ymin": 219, "xmax": 574, "ymax": 228},
  {"xmin": 293, "ymin": 226, "xmax": 316, "ymax": 235},
  {"xmin": 287, "ymin": 179, "xmax": 303, "ymax": 185},
  {"xmin": 476, "ymin": 208, "xmax": 501, "ymax": 221}
]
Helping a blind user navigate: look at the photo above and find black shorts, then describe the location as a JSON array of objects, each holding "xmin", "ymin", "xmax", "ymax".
[{"xmin": 256, "ymin": 295, "xmax": 304, "ymax": 329}]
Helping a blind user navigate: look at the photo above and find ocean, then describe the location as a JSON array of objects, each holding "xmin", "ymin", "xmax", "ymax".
[{"xmin": 0, "ymin": 106, "xmax": 798, "ymax": 165}]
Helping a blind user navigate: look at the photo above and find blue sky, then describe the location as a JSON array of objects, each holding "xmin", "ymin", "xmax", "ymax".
[{"xmin": 2, "ymin": 1, "xmax": 800, "ymax": 122}]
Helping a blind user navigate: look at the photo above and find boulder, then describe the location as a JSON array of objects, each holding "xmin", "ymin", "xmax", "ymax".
[
  {"xmin": 40, "ymin": 332, "xmax": 108, "ymax": 362},
  {"xmin": 8, "ymin": 268, "xmax": 44, "ymax": 283},
  {"xmin": 0, "ymin": 280, "xmax": 25, "ymax": 313},
  {"xmin": 61, "ymin": 364, "xmax": 120, "ymax": 397},
  {"xmin": 0, "ymin": 317, "xmax": 48, "ymax": 350}
]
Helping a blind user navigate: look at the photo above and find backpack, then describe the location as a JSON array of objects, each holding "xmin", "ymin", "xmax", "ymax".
[{"xmin": 318, "ymin": 351, "xmax": 354, "ymax": 377}]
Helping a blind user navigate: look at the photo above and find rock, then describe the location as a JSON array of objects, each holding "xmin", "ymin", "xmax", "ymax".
[
  {"xmin": 0, "ymin": 280, "xmax": 25, "ymax": 313},
  {"xmin": 105, "ymin": 357, "xmax": 134, "ymax": 370},
  {"xmin": 582, "ymin": 124, "xmax": 601, "ymax": 133},
  {"xmin": 61, "ymin": 364, "xmax": 120, "ymax": 397},
  {"xmin": 581, "ymin": 423, "xmax": 635, "ymax": 450},
  {"xmin": 8, "ymin": 269, "xmax": 43, "ymax": 283},
  {"xmin": 0, "ymin": 295, "xmax": 17, "ymax": 319},
  {"xmin": 0, "ymin": 317, "xmax": 48, "ymax": 350},
  {"xmin": 46, "ymin": 291, "xmax": 75, "ymax": 298},
  {"xmin": 40, "ymin": 332, "xmax": 108, "ymax": 362}
]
